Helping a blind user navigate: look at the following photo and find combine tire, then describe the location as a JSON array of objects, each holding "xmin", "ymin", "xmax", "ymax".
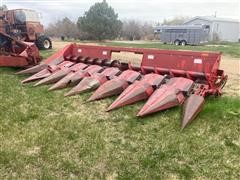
[{"xmin": 36, "ymin": 35, "xmax": 52, "ymax": 50}]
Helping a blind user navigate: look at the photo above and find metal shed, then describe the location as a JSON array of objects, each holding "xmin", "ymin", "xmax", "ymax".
[{"xmin": 183, "ymin": 16, "xmax": 240, "ymax": 42}]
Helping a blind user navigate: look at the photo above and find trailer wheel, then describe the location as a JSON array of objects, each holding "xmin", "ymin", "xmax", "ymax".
[
  {"xmin": 174, "ymin": 40, "xmax": 180, "ymax": 46},
  {"xmin": 180, "ymin": 40, "xmax": 187, "ymax": 46},
  {"xmin": 36, "ymin": 35, "xmax": 52, "ymax": 50}
]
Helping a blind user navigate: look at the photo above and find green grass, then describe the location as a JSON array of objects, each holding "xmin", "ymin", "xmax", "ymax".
[
  {"xmin": 99, "ymin": 41, "xmax": 240, "ymax": 58},
  {"xmin": 0, "ymin": 48, "xmax": 240, "ymax": 179},
  {"xmin": 41, "ymin": 49, "xmax": 57, "ymax": 59}
]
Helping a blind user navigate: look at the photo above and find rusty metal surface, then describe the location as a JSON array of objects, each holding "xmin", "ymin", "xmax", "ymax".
[
  {"xmin": 1, "ymin": 9, "xmax": 46, "ymax": 43},
  {"xmin": 0, "ymin": 32, "xmax": 41, "ymax": 67}
]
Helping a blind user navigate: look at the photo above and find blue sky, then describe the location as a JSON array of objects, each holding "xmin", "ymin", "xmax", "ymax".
[{"xmin": 2, "ymin": 0, "xmax": 239, "ymax": 26}]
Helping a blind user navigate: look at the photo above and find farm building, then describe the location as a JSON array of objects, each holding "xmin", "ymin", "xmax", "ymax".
[{"xmin": 183, "ymin": 16, "xmax": 240, "ymax": 42}]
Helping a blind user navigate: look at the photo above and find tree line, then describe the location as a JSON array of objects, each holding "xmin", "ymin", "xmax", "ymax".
[{"xmin": 45, "ymin": 0, "xmax": 188, "ymax": 41}]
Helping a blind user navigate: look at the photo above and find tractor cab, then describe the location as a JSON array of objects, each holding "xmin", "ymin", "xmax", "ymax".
[
  {"xmin": 14, "ymin": 9, "xmax": 40, "ymax": 24},
  {"xmin": 6, "ymin": 9, "xmax": 44, "ymax": 41}
]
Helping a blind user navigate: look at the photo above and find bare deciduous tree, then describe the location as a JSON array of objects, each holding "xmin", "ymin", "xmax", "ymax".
[
  {"xmin": 142, "ymin": 22, "xmax": 154, "ymax": 40},
  {"xmin": 121, "ymin": 20, "xmax": 154, "ymax": 40},
  {"xmin": 162, "ymin": 16, "xmax": 190, "ymax": 25},
  {"xmin": 121, "ymin": 20, "xmax": 141, "ymax": 40},
  {"xmin": 45, "ymin": 17, "xmax": 79, "ymax": 39}
]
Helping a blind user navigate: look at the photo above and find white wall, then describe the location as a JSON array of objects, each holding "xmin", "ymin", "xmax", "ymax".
[
  {"xmin": 212, "ymin": 21, "xmax": 240, "ymax": 42},
  {"xmin": 184, "ymin": 18, "xmax": 240, "ymax": 42}
]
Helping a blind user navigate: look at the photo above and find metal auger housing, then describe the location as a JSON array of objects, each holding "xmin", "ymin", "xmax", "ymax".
[{"xmin": 17, "ymin": 43, "xmax": 228, "ymax": 129}]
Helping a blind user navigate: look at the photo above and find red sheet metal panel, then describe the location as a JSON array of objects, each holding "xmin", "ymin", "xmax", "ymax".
[{"xmin": 0, "ymin": 56, "xmax": 29, "ymax": 67}]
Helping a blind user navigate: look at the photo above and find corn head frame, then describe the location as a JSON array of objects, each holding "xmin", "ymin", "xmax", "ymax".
[{"xmin": 17, "ymin": 43, "xmax": 228, "ymax": 129}]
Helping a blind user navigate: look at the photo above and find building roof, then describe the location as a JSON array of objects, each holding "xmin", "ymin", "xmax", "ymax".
[{"xmin": 184, "ymin": 16, "xmax": 240, "ymax": 24}]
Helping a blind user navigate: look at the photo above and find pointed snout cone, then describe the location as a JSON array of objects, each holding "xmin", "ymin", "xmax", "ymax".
[
  {"xmin": 107, "ymin": 82, "xmax": 154, "ymax": 111},
  {"xmin": 21, "ymin": 69, "xmax": 51, "ymax": 84},
  {"xmin": 16, "ymin": 64, "xmax": 48, "ymax": 75},
  {"xmin": 88, "ymin": 79, "xmax": 129, "ymax": 102},
  {"xmin": 137, "ymin": 86, "xmax": 185, "ymax": 117},
  {"xmin": 64, "ymin": 77, "xmax": 100, "ymax": 97},
  {"xmin": 33, "ymin": 68, "xmax": 71, "ymax": 87},
  {"xmin": 107, "ymin": 74, "xmax": 165, "ymax": 111},
  {"xmin": 181, "ymin": 94, "xmax": 205, "ymax": 129},
  {"xmin": 48, "ymin": 65, "xmax": 103, "ymax": 91},
  {"xmin": 48, "ymin": 71, "xmax": 85, "ymax": 91}
]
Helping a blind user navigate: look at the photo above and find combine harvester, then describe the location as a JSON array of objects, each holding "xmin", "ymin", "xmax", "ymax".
[
  {"xmin": 17, "ymin": 43, "xmax": 228, "ymax": 129},
  {"xmin": 0, "ymin": 32, "xmax": 41, "ymax": 67}
]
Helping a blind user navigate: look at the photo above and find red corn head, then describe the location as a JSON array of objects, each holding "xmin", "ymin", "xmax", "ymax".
[
  {"xmin": 88, "ymin": 70, "xmax": 141, "ymax": 101},
  {"xmin": 15, "ymin": 44, "xmax": 227, "ymax": 130},
  {"xmin": 21, "ymin": 68, "xmax": 52, "ymax": 84},
  {"xmin": 16, "ymin": 64, "xmax": 48, "ymax": 75},
  {"xmin": 16, "ymin": 43, "xmax": 75, "ymax": 75},
  {"xmin": 107, "ymin": 74, "xmax": 165, "ymax": 111},
  {"xmin": 64, "ymin": 75, "xmax": 104, "ymax": 97},
  {"xmin": 137, "ymin": 77, "xmax": 194, "ymax": 116},
  {"xmin": 100, "ymin": 67, "xmax": 121, "ymax": 79},
  {"xmin": 181, "ymin": 94, "xmax": 205, "ymax": 129},
  {"xmin": 48, "ymin": 64, "xmax": 103, "ymax": 91},
  {"xmin": 21, "ymin": 61, "xmax": 74, "ymax": 84},
  {"xmin": 64, "ymin": 67, "xmax": 121, "ymax": 97},
  {"xmin": 34, "ymin": 63, "xmax": 87, "ymax": 87}
]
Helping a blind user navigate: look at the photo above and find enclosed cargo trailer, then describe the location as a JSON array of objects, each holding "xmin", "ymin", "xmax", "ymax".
[{"xmin": 155, "ymin": 25, "xmax": 210, "ymax": 45}]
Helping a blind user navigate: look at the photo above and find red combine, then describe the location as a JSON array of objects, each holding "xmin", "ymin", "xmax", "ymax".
[
  {"xmin": 17, "ymin": 43, "xmax": 228, "ymax": 129},
  {"xmin": 0, "ymin": 32, "xmax": 41, "ymax": 67},
  {"xmin": 0, "ymin": 8, "xmax": 52, "ymax": 50}
]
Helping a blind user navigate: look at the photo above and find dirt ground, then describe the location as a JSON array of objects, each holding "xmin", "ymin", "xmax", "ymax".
[
  {"xmin": 52, "ymin": 41, "xmax": 240, "ymax": 97},
  {"xmin": 52, "ymin": 41, "xmax": 99, "ymax": 50},
  {"xmin": 220, "ymin": 56, "xmax": 240, "ymax": 96}
]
